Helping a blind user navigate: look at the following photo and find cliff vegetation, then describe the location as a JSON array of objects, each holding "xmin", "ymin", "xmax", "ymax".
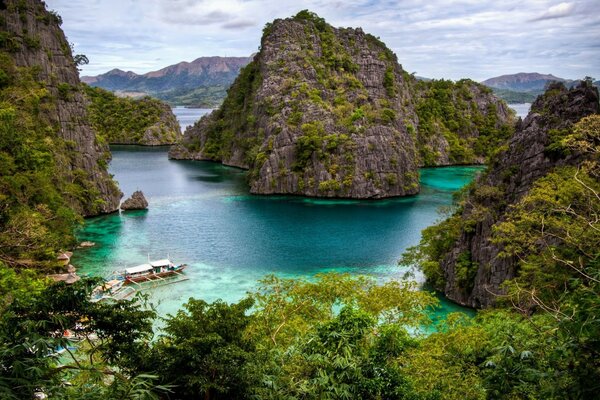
[
  {"xmin": 171, "ymin": 11, "xmax": 514, "ymax": 198},
  {"xmin": 85, "ymin": 85, "xmax": 181, "ymax": 145},
  {"xmin": 171, "ymin": 10, "xmax": 421, "ymax": 199},
  {"xmin": 0, "ymin": 0, "xmax": 120, "ymax": 268}
]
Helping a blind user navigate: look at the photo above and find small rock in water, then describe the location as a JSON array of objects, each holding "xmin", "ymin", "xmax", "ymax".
[
  {"xmin": 121, "ymin": 190, "xmax": 149, "ymax": 211},
  {"xmin": 79, "ymin": 241, "xmax": 96, "ymax": 248}
]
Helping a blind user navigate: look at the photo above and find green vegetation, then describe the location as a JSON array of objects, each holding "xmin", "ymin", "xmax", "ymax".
[
  {"xmin": 490, "ymin": 88, "xmax": 537, "ymax": 103},
  {"xmin": 401, "ymin": 114, "xmax": 600, "ymax": 398},
  {"xmin": 152, "ymin": 84, "xmax": 230, "ymax": 108},
  {"xmin": 85, "ymin": 85, "xmax": 180, "ymax": 145},
  {"xmin": 192, "ymin": 60, "xmax": 262, "ymax": 163},
  {"xmin": 415, "ymin": 79, "xmax": 514, "ymax": 165}
]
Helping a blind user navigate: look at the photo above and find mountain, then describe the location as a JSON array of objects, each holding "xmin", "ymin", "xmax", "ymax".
[
  {"xmin": 0, "ymin": 0, "xmax": 121, "ymax": 266},
  {"xmin": 405, "ymin": 81, "xmax": 600, "ymax": 308},
  {"xmin": 170, "ymin": 11, "xmax": 514, "ymax": 199},
  {"xmin": 81, "ymin": 56, "xmax": 252, "ymax": 107},
  {"xmin": 481, "ymin": 72, "xmax": 569, "ymax": 92},
  {"xmin": 481, "ymin": 72, "xmax": 600, "ymax": 103},
  {"xmin": 170, "ymin": 11, "xmax": 422, "ymax": 198}
]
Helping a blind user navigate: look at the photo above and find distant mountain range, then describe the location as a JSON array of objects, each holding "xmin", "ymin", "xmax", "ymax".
[
  {"xmin": 85, "ymin": 63, "xmax": 598, "ymax": 107},
  {"xmin": 481, "ymin": 72, "xmax": 599, "ymax": 103},
  {"xmin": 82, "ymin": 56, "xmax": 252, "ymax": 107}
]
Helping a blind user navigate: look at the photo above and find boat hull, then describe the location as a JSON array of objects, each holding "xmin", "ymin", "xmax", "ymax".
[{"xmin": 124, "ymin": 265, "xmax": 186, "ymax": 284}]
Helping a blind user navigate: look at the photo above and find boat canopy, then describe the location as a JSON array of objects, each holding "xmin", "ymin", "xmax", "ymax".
[
  {"xmin": 149, "ymin": 259, "xmax": 171, "ymax": 267},
  {"xmin": 126, "ymin": 264, "xmax": 153, "ymax": 274}
]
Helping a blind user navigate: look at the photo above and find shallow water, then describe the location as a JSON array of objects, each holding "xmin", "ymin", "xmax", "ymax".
[{"xmin": 73, "ymin": 146, "xmax": 481, "ymax": 318}]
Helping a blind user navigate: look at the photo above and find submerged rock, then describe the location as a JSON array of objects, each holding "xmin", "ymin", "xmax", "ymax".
[{"xmin": 121, "ymin": 191, "xmax": 149, "ymax": 210}]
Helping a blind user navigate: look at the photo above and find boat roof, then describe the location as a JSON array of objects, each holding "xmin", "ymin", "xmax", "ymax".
[
  {"xmin": 126, "ymin": 264, "xmax": 153, "ymax": 274},
  {"xmin": 149, "ymin": 259, "xmax": 171, "ymax": 267}
]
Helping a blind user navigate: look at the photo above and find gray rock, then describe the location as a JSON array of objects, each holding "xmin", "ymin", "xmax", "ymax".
[
  {"xmin": 1, "ymin": 0, "xmax": 122, "ymax": 215},
  {"xmin": 438, "ymin": 82, "xmax": 600, "ymax": 308},
  {"xmin": 170, "ymin": 14, "xmax": 420, "ymax": 199},
  {"xmin": 121, "ymin": 191, "xmax": 149, "ymax": 210}
]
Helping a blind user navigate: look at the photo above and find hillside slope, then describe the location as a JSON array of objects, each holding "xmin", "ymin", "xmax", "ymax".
[
  {"xmin": 0, "ymin": 0, "xmax": 121, "ymax": 266},
  {"xmin": 415, "ymin": 79, "xmax": 514, "ymax": 166},
  {"xmin": 404, "ymin": 82, "xmax": 599, "ymax": 308},
  {"xmin": 85, "ymin": 86, "xmax": 181, "ymax": 145}
]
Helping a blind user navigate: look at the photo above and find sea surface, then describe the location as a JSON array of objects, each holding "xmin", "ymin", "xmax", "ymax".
[{"xmin": 73, "ymin": 145, "xmax": 482, "ymax": 320}]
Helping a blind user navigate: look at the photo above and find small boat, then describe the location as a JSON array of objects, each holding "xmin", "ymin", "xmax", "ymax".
[
  {"xmin": 90, "ymin": 279, "xmax": 135, "ymax": 302},
  {"xmin": 121, "ymin": 258, "xmax": 187, "ymax": 284}
]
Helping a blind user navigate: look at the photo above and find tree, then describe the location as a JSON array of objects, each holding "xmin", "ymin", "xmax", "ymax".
[
  {"xmin": 0, "ymin": 277, "xmax": 162, "ymax": 399},
  {"xmin": 147, "ymin": 297, "xmax": 257, "ymax": 400}
]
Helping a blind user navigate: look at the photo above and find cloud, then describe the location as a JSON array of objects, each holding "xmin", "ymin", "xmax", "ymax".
[
  {"xmin": 531, "ymin": 2, "xmax": 576, "ymax": 21},
  {"xmin": 221, "ymin": 20, "xmax": 257, "ymax": 30},
  {"xmin": 46, "ymin": 0, "xmax": 600, "ymax": 81}
]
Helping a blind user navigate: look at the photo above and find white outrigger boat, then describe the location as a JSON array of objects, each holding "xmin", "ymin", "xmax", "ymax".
[
  {"xmin": 121, "ymin": 259, "xmax": 187, "ymax": 284},
  {"xmin": 91, "ymin": 258, "xmax": 188, "ymax": 302},
  {"xmin": 90, "ymin": 279, "xmax": 136, "ymax": 303}
]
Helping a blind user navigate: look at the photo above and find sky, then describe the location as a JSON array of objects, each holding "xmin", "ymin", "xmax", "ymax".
[{"xmin": 45, "ymin": 0, "xmax": 600, "ymax": 81}]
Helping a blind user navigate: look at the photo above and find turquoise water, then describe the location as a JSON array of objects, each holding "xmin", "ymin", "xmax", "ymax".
[{"xmin": 73, "ymin": 146, "xmax": 482, "ymax": 318}]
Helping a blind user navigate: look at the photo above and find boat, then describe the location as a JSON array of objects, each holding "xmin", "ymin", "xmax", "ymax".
[
  {"xmin": 121, "ymin": 258, "xmax": 187, "ymax": 284},
  {"xmin": 90, "ymin": 279, "xmax": 135, "ymax": 302}
]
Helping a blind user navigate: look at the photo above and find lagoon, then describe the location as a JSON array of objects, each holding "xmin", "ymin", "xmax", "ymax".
[{"xmin": 72, "ymin": 146, "xmax": 482, "ymax": 318}]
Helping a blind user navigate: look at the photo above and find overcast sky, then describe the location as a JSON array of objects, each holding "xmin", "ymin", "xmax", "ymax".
[{"xmin": 45, "ymin": 0, "xmax": 600, "ymax": 81}]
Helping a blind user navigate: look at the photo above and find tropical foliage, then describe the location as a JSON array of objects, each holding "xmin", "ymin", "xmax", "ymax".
[{"xmin": 85, "ymin": 85, "xmax": 180, "ymax": 145}]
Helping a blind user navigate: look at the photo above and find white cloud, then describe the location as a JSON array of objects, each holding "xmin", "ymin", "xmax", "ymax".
[
  {"xmin": 532, "ymin": 2, "xmax": 576, "ymax": 21},
  {"xmin": 46, "ymin": 0, "xmax": 600, "ymax": 81}
]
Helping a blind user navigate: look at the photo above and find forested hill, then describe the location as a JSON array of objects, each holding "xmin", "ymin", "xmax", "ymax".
[
  {"xmin": 403, "ymin": 80, "xmax": 600, "ymax": 308},
  {"xmin": 84, "ymin": 85, "xmax": 181, "ymax": 145}
]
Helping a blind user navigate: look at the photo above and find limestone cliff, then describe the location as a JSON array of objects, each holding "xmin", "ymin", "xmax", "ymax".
[
  {"xmin": 170, "ymin": 11, "xmax": 420, "ymax": 198},
  {"xmin": 415, "ymin": 79, "xmax": 514, "ymax": 166},
  {"xmin": 1, "ymin": 0, "xmax": 121, "ymax": 216},
  {"xmin": 85, "ymin": 85, "xmax": 181, "ymax": 145},
  {"xmin": 435, "ymin": 82, "xmax": 599, "ymax": 308}
]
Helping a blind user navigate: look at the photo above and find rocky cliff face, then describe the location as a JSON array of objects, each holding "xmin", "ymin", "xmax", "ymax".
[
  {"xmin": 438, "ymin": 82, "xmax": 599, "ymax": 308},
  {"xmin": 171, "ymin": 11, "xmax": 420, "ymax": 198},
  {"xmin": 85, "ymin": 85, "xmax": 181, "ymax": 145},
  {"xmin": 1, "ymin": 0, "xmax": 121, "ymax": 216}
]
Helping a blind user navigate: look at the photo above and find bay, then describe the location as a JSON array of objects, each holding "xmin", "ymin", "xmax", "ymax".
[{"xmin": 73, "ymin": 146, "xmax": 481, "ymax": 319}]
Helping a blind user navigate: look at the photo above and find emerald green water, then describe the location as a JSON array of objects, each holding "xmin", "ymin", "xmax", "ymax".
[{"xmin": 73, "ymin": 146, "xmax": 482, "ymax": 318}]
